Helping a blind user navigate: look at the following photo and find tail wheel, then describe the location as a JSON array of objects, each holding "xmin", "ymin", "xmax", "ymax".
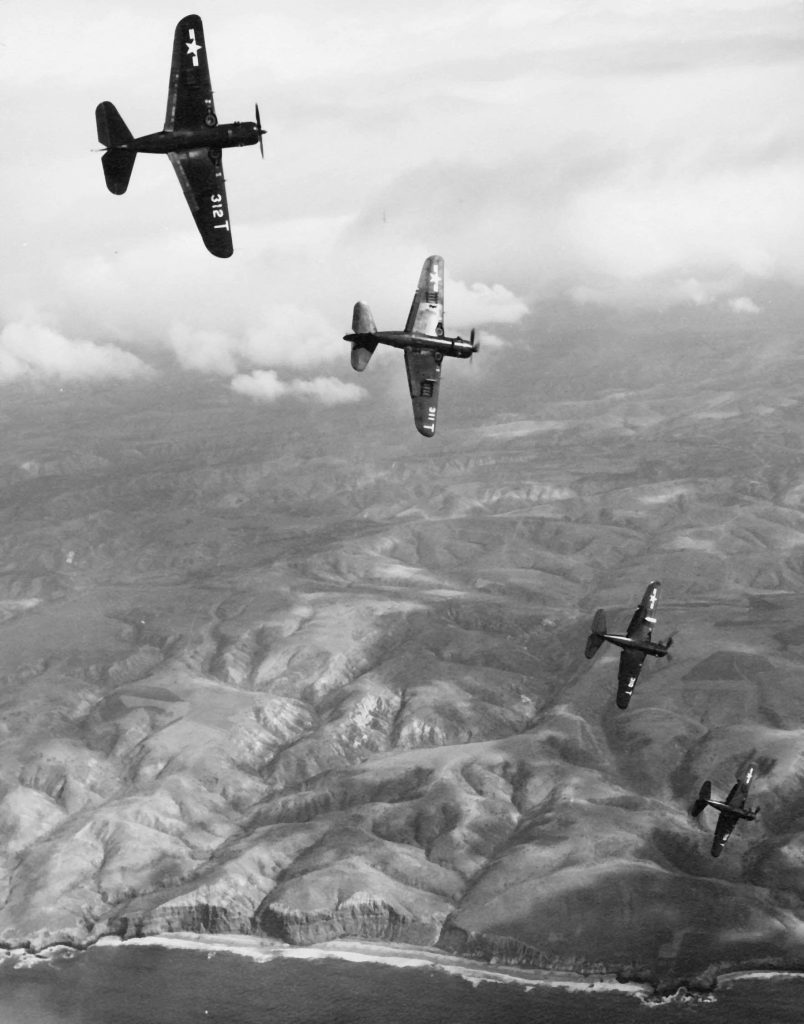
[{"xmin": 204, "ymin": 113, "xmax": 217, "ymax": 127}]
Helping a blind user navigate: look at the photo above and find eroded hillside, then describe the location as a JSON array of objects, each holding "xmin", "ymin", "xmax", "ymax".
[{"xmin": 1, "ymin": 306, "xmax": 804, "ymax": 990}]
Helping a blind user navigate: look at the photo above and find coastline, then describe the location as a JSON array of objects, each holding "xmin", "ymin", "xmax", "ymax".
[
  {"xmin": 83, "ymin": 933, "xmax": 656, "ymax": 997},
  {"xmin": 6, "ymin": 932, "xmax": 650, "ymax": 997},
  {"xmin": 4, "ymin": 931, "xmax": 803, "ymax": 1003}
]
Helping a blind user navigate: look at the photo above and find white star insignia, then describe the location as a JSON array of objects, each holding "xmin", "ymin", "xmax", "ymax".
[{"xmin": 186, "ymin": 30, "xmax": 203, "ymax": 66}]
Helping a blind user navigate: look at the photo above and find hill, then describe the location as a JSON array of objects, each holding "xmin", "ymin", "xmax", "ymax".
[{"xmin": 0, "ymin": 296, "xmax": 803, "ymax": 991}]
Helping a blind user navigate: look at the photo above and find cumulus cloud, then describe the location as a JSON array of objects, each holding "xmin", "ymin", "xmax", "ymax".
[
  {"xmin": 0, "ymin": 322, "xmax": 152, "ymax": 384},
  {"xmin": 230, "ymin": 369, "xmax": 367, "ymax": 404},
  {"xmin": 448, "ymin": 281, "xmax": 529, "ymax": 329},
  {"xmin": 1, "ymin": 0, "xmax": 801, "ymax": 384},
  {"xmin": 729, "ymin": 296, "xmax": 761, "ymax": 314},
  {"xmin": 168, "ymin": 325, "xmax": 239, "ymax": 375}
]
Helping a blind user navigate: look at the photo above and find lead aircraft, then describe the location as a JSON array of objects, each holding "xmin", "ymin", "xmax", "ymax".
[
  {"xmin": 584, "ymin": 581, "xmax": 674, "ymax": 709},
  {"xmin": 691, "ymin": 762, "xmax": 760, "ymax": 858},
  {"xmin": 344, "ymin": 255, "xmax": 478, "ymax": 436},
  {"xmin": 95, "ymin": 14, "xmax": 265, "ymax": 258}
]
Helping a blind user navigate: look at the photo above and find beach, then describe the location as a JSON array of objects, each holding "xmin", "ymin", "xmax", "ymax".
[{"xmin": 92, "ymin": 932, "xmax": 654, "ymax": 996}]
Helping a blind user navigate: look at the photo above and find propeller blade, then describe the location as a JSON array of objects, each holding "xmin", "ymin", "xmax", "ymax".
[
  {"xmin": 469, "ymin": 328, "xmax": 480, "ymax": 363},
  {"xmin": 255, "ymin": 102, "xmax": 265, "ymax": 158}
]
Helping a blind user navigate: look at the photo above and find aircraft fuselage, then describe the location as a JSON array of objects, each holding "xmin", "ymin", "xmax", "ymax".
[
  {"xmin": 345, "ymin": 330, "xmax": 475, "ymax": 360},
  {"xmin": 122, "ymin": 123, "xmax": 262, "ymax": 154},
  {"xmin": 600, "ymin": 634, "xmax": 670, "ymax": 658}
]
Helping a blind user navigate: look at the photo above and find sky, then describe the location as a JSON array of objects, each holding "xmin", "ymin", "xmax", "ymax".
[{"xmin": 1, "ymin": 0, "xmax": 803, "ymax": 402}]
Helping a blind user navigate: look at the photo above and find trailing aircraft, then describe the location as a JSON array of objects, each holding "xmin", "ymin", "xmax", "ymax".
[
  {"xmin": 95, "ymin": 14, "xmax": 265, "ymax": 258},
  {"xmin": 584, "ymin": 580, "xmax": 674, "ymax": 709},
  {"xmin": 344, "ymin": 255, "xmax": 478, "ymax": 436},
  {"xmin": 691, "ymin": 762, "xmax": 760, "ymax": 858}
]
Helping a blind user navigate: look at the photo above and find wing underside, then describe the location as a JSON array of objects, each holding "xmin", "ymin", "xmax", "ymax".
[
  {"xmin": 168, "ymin": 150, "xmax": 233, "ymax": 258},
  {"xmin": 638, "ymin": 580, "xmax": 661, "ymax": 622},
  {"xmin": 404, "ymin": 255, "xmax": 445, "ymax": 338},
  {"xmin": 712, "ymin": 812, "xmax": 736, "ymax": 856},
  {"xmin": 404, "ymin": 349, "xmax": 441, "ymax": 437},
  {"xmin": 626, "ymin": 580, "xmax": 661, "ymax": 639},
  {"xmin": 165, "ymin": 14, "xmax": 216, "ymax": 132},
  {"xmin": 616, "ymin": 649, "xmax": 645, "ymax": 709}
]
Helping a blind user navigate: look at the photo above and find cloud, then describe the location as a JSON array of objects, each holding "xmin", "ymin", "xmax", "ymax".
[
  {"xmin": 0, "ymin": 322, "xmax": 152, "ymax": 385},
  {"xmin": 2, "ymin": 0, "xmax": 802, "ymax": 381},
  {"xmin": 448, "ymin": 281, "xmax": 529, "ymax": 329},
  {"xmin": 729, "ymin": 296, "xmax": 761, "ymax": 314},
  {"xmin": 168, "ymin": 325, "xmax": 239, "ymax": 376},
  {"xmin": 230, "ymin": 369, "xmax": 367, "ymax": 404}
]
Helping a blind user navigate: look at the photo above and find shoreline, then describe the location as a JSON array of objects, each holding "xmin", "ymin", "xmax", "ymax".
[
  {"xmin": 3, "ymin": 932, "xmax": 651, "ymax": 997},
  {"xmin": 109, "ymin": 933, "xmax": 657, "ymax": 998},
  {"xmin": 4, "ymin": 932, "xmax": 803, "ymax": 1002}
]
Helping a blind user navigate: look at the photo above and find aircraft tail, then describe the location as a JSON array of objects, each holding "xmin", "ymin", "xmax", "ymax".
[
  {"xmin": 96, "ymin": 102, "xmax": 136, "ymax": 194},
  {"xmin": 584, "ymin": 609, "xmax": 607, "ymax": 659},
  {"xmin": 349, "ymin": 302, "xmax": 379, "ymax": 371},
  {"xmin": 96, "ymin": 101, "xmax": 133, "ymax": 148},
  {"xmin": 691, "ymin": 781, "xmax": 712, "ymax": 817},
  {"xmin": 101, "ymin": 149, "xmax": 136, "ymax": 195}
]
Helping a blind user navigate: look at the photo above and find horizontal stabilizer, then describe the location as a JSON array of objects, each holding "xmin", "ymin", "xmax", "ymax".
[
  {"xmin": 351, "ymin": 339, "xmax": 378, "ymax": 372},
  {"xmin": 352, "ymin": 301, "xmax": 377, "ymax": 335},
  {"xmin": 101, "ymin": 149, "xmax": 136, "ymax": 195},
  {"xmin": 691, "ymin": 780, "xmax": 712, "ymax": 817},
  {"xmin": 95, "ymin": 101, "xmax": 133, "ymax": 149},
  {"xmin": 584, "ymin": 609, "xmax": 606, "ymax": 659},
  {"xmin": 584, "ymin": 632, "xmax": 604, "ymax": 660}
]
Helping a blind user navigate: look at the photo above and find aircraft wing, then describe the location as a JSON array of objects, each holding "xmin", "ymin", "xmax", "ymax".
[
  {"xmin": 165, "ymin": 14, "xmax": 217, "ymax": 132},
  {"xmin": 738, "ymin": 762, "xmax": 757, "ymax": 797},
  {"xmin": 626, "ymin": 580, "xmax": 661, "ymax": 639},
  {"xmin": 616, "ymin": 648, "xmax": 646, "ymax": 709},
  {"xmin": 168, "ymin": 150, "xmax": 233, "ymax": 258},
  {"xmin": 404, "ymin": 255, "xmax": 445, "ymax": 338},
  {"xmin": 711, "ymin": 810, "xmax": 737, "ymax": 857},
  {"xmin": 404, "ymin": 349, "xmax": 442, "ymax": 437}
]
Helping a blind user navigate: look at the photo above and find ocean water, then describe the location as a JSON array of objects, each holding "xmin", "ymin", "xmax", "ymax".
[{"xmin": 0, "ymin": 944, "xmax": 803, "ymax": 1024}]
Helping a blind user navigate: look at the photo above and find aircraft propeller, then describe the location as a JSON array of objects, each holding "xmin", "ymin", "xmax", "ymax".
[
  {"xmin": 470, "ymin": 328, "xmax": 480, "ymax": 363},
  {"xmin": 663, "ymin": 632, "xmax": 677, "ymax": 663},
  {"xmin": 255, "ymin": 103, "xmax": 265, "ymax": 158}
]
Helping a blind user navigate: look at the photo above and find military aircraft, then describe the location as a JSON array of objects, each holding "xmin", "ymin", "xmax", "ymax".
[
  {"xmin": 95, "ymin": 14, "xmax": 265, "ymax": 258},
  {"xmin": 691, "ymin": 762, "xmax": 760, "ymax": 857},
  {"xmin": 344, "ymin": 255, "xmax": 478, "ymax": 436},
  {"xmin": 584, "ymin": 580, "xmax": 674, "ymax": 709}
]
